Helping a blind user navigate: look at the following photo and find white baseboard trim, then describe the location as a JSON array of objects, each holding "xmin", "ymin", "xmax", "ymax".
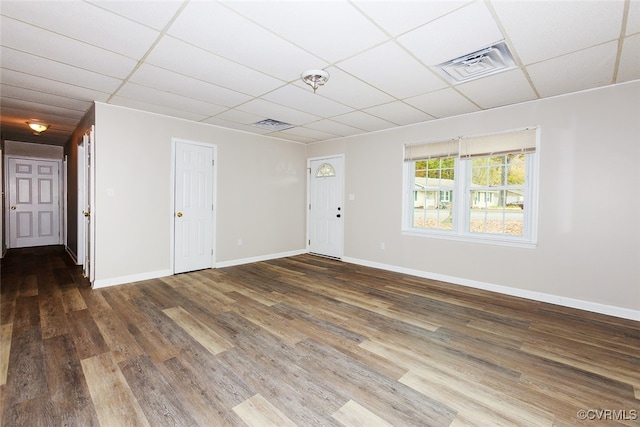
[
  {"xmin": 216, "ymin": 249, "xmax": 307, "ymax": 268},
  {"xmin": 93, "ymin": 269, "xmax": 173, "ymax": 289},
  {"xmin": 342, "ymin": 257, "xmax": 640, "ymax": 322}
]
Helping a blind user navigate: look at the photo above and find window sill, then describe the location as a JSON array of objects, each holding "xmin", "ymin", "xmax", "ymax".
[{"xmin": 401, "ymin": 229, "xmax": 538, "ymax": 249}]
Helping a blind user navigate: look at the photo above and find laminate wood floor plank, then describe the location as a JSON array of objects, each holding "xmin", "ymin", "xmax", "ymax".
[
  {"xmin": 163, "ymin": 306, "xmax": 234, "ymax": 355},
  {"xmin": 2, "ymin": 247, "xmax": 638, "ymax": 426},
  {"xmin": 66, "ymin": 308, "xmax": 111, "ymax": 360},
  {"xmin": 81, "ymin": 351, "xmax": 150, "ymax": 427},
  {"xmin": 156, "ymin": 356, "xmax": 246, "ymax": 427},
  {"xmin": 0, "ymin": 324, "xmax": 12, "ymax": 386},
  {"xmin": 332, "ymin": 399, "xmax": 395, "ymax": 427},
  {"xmin": 233, "ymin": 393, "xmax": 298, "ymax": 427},
  {"xmin": 101, "ymin": 291, "xmax": 180, "ymax": 363},
  {"xmin": 79, "ymin": 287, "xmax": 145, "ymax": 363},
  {"xmin": 43, "ymin": 333, "xmax": 101, "ymax": 425},
  {"xmin": 119, "ymin": 354, "xmax": 200, "ymax": 426}
]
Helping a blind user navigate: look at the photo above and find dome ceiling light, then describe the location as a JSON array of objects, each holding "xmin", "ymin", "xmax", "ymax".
[{"xmin": 300, "ymin": 69, "xmax": 329, "ymax": 93}]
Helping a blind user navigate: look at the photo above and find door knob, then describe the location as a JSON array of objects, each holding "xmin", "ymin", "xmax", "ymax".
[
  {"xmin": 176, "ymin": 212, "xmax": 183, "ymax": 217},
  {"xmin": 83, "ymin": 211, "xmax": 90, "ymax": 217},
  {"xmin": 336, "ymin": 214, "xmax": 341, "ymax": 218},
  {"xmin": 10, "ymin": 206, "xmax": 16, "ymax": 210}
]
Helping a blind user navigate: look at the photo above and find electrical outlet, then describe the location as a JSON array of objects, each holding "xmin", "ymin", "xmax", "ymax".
[
  {"xmin": 380, "ymin": 243, "xmax": 385, "ymax": 250},
  {"xmin": 237, "ymin": 238, "xmax": 243, "ymax": 246}
]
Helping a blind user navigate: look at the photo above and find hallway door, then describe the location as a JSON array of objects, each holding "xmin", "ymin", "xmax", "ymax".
[{"xmin": 7, "ymin": 157, "xmax": 62, "ymax": 248}]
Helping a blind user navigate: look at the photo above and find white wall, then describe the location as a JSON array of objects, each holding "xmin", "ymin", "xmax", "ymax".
[
  {"xmin": 93, "ymin": 103, "xmax": 307, "ymax": 286},
  {"xmin": 308, "ymin": 81, "xmax": 640, "ymax": 319}
]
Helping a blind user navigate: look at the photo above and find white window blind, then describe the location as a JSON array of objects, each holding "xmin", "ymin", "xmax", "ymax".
[
  {"xmin": 404, "ymin": 127, "xmax": 537, "ymax": 161},
  {"xmin": 404, "ymin": 138, "xmax": 458, "ymax": 161},
  {"xmin": 459, "ymin": 127, "xmax": 537, "ymax": 158}
]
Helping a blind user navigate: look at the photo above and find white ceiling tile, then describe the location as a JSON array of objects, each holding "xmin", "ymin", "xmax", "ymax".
[
  {"xmin": 0, "ymin": 1, "xmax": 159, "ymax": 58},
  {"xmin": 266, "ymin": 131, "xmax": 314, "ymax": 144},
  {"xmin": 167, "ymin": 1, "xmax": 326, "ymax": 81},
  {"xmin": 236, "ymin": 99, "xmax": 320, "ymax": 126},
  {"xmin": 279, "ymin": 126, "xmax": 340, "ymax": 142},
  {"xmin": 1, "ymin": 47, "xmax": 122, "ymax": 93},
  {"xmin": 364, "ymin": 101, "xmax": 435, "ymax": 126},
  {"xmin": 303, "ymin": 66, "xmax": 394, "ymax": 110},
  {"xmin": 493, "ymin": 0, "xmax": 625, "ymax": 65},
  {"xmin": 129, "ymin": 64, "xmax": 252, "ymax": 108},
  {"xmin": 222, "ymin": 1, "xmax": 387, "ymax": 62},
  {"xmin": 85, "ymin": 0, "xmax": 184, "ymax": 31},
  {"xmin": 405, "ymin": 88, "xmax": 480, "ymax": 118},
  {"xmin": 200, "ymin": 116, "xmax": 273, "ymax": 135},
  {"xmin": 331, "ymin": 111, "xmax": 396, "ymax": 132},
  {"xmin": 109, "ymin": 96, "xmax": 209, "ymax": 123},
  {"xmin": 353, "ymin": 0, "xmax": 470, "ymax": 36},
  {"xmin": 456, "ymin": 69, "xmax": 537, "ymax": 109},
  {"xmin": 0, "ymin": 68, "xmax": 110, "ymax": 102},
  {"xmin": 1, "ymin": 97, "xmax": 84, "ymax": 120},
  {"xmin": 304, "ymin": 119, "xmax": 366, "ymax": 137},
  {"xmin": 212, "ymin": 109, "xmax": 266, "ymax": 126},
  {"xmin": 398, "ymin": 0, "xmax": 503, "ymax": 65},
  {"xmin": 146, "ymin": 37, "xmax": 285, "ymax": 97},
  {"xmin": 115, "ymin": 83, "xmax": 228, "ymax": 117},
  {"xmin": 337, "ymin": 41, "xmax": 447, "ymax": 99},
  {"xmin": 617, "ymin": 34, "xmax": 640, "ymax": 83},
  {"xmin": 262, "ymin": 85, "xmax": 353, "ymax": 118},
  {"xmin": 0, "ymin": 17, "xmax": 137, "ymax": 78},
  {"xmin": 0, "ymin": 106, "xmax": 78, "ymax": 126},
  {"xmin": 627, "ymin": 0, "xmax": 640, "ymax": 35},
  {"xmin": 527, "ymin": 42, "xmax": 618, "ymax": 98},
  {"xmin": 1, "ymin": 84, "xmax": 92, "ymax": 113}
]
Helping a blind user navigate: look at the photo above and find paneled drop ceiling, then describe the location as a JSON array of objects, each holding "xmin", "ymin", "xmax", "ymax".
[{"xmin": 1, "ymin": 0, "xmax": 638, "ymax": 146}]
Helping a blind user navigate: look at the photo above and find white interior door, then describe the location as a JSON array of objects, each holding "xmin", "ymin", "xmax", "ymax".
[
  {"xmin": 308, "ymin": 156, "xmax": 344, "ymax": 259},
  {"xmin": 174, "ymin": 140, "xmax": 214, "ymax": 274},
  {"xmin": 7, "ymin": 157, "xmax": 62, "ymax": 248}
]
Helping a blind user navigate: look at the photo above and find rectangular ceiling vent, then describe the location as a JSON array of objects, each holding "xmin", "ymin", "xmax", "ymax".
[
  {"xmin": 435, "ymin": 41, "xmax": 516, "ymax": 84},
  {"xmin": 251, "ymin": 118, "xmax": 294, "ymax": 131}
]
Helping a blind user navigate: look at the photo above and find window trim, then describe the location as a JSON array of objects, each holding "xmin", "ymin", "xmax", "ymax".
[{"xmin": 402, "ymin": 127, "xmax": 540, "ymax": 249}]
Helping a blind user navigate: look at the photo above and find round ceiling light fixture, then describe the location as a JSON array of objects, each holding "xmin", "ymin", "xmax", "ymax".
[
  {"xmin": 27, "ymin": 121, "xmax": 50, "ymax": 135},
  {"xmin": 300, "ymin": 69, "xmax": 329, "ymax": 93}
]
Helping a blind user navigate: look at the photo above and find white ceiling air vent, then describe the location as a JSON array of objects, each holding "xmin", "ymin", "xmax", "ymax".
[
  {"xmin": 251, "ymin": 118, "xmax": 294, "ymax": 131},
  {"xmin": 435, "ymin": 41, "xmax": 516, "ymax": 84}
]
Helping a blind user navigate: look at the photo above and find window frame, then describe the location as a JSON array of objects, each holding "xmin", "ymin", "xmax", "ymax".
[{"xmin": 402, "ymin": 128, "xmax": 539, "ymax": 249}]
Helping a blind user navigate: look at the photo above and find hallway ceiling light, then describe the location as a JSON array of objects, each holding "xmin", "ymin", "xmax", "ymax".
[
  {"xmin": 27, "ymin": 121, "xmax": 49, "ymax": 135},
  {"xmin": 300, "ymin": 69, "xmax": 329, "ymax": 93}
]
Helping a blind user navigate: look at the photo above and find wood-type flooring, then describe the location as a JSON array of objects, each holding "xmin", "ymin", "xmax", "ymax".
[{"xmin": 1, "ymin": 246, "xmax": 638, "ymax": 426}]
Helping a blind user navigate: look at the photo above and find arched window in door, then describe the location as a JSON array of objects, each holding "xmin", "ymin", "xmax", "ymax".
[{"xmin": 316, "ymin": 163, "xmax": 336, "ymax": 177}]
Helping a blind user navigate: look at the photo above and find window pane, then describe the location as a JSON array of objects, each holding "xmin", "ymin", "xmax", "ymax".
[
  {"xmin": 411, "ymin": 157, "xmax": 455, "ymax": 231},
  {"xmin": 469, "ymin": 189, "xmax": 524, "ymax": 236},
  {"xmin": 507, "ymin": 154, "xmax": 526, "ymax": 185}
]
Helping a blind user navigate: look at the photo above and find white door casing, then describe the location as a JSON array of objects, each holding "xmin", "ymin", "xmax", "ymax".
[
  {"xmin": 308, "ymin": 156, "xmax": 344, "ymax": 259},
  {"xmin": 7, "ymin": 157, "xmax": 62, "ymax": 248},
  {"xmin": 80, "ymin": 127, "xmax": 95, "ymax": 283},
  {"xmin": 173, "ymin": 140, "xmax": 215, "ymax": 274}
]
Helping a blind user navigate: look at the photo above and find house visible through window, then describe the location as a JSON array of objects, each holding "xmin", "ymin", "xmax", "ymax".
[{"xmin": 403, "ymin": 127, "xmax": 538, "ymax": 246}]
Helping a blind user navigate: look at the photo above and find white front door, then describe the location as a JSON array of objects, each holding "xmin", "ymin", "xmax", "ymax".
[
  {"xmin": 174, "ymin": 140, "xmax": 214, "ymax": 274},
  {"xmin": 308, "ymin": 156, "xmax": 344, "ymax": 259},
  {"xmin": 7, "ymin": 157, "xmax": 62, "ymax": 248}
]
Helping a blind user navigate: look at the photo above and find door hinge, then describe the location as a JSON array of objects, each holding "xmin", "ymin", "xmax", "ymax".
[
  {"xmin": 308, "ymin": 239, "xmax": 311, "ymax": 245},
  {"xmin": 308, "ymin": 203, "xmax": 311, "ymax": 210},
  {"xmin": 212, "ymin": 159, "xmax": 214, "ymax": 166}
]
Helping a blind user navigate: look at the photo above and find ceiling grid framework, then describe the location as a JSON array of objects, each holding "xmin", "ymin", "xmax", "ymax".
[{"xmin": 0, "ymin": 0, "xmax": 638, "ymax": 146}]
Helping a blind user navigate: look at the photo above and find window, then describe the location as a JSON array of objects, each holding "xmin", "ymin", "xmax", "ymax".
[{"xmin": 403, "ymin": 127, "xmax": 538, "ymax": 247}]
